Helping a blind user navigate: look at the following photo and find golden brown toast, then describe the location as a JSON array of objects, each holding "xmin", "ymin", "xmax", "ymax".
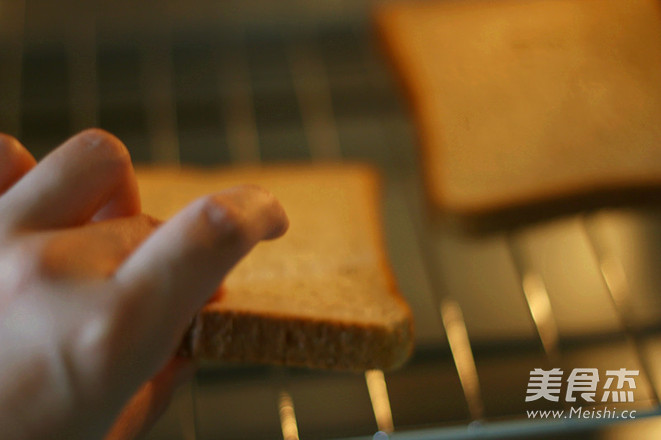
[
  {"xmin": 377, "ymin": 0, "xmax": 661, "ymax": 229},
  {"xmin": 136, "ymin": 164, "xmax": 414, "ymax": 370}
]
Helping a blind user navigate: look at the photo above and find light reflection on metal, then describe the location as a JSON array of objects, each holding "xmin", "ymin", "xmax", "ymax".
[
  {"xmin": 142, "ymin": 42, "xmax": 181, "ymax": 165},
  {"xmin": 289, "ymin": 43, "xmax": 342, "ymax": 161},
  {"xmin": 365, "ymin": 369, "xmax": 394, "ymax": 433},
  {"xmin": 582, "ymin": 214, "xmax": 661, "ymax": 406},
  {"xmin": 600, "ymin": 254, "xmax": 630, "ymax": 309},
  {"xmin": 373, "ymin": 430, "xmax": 390, "ymax": 440},
  {"xmin": 440, "ymin": 299, "xmax": 483, "ymax": 420},
  {"xmin": 522, "ymin": 273, "xmax": 559, "ymax": 359},
  {"xmin": 278, "ymin": 391, "xmax": 300, "ymax": 440},
  {"xmin": 214, "ymin": 34, "xmax": 261, "ymax": 164}
]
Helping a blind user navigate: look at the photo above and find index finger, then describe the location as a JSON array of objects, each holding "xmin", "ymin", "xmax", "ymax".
[
  {"xmin": 0, "ymin": 129, "xmax": 141, "ymax": 231},
  {"xmin": 111, "ymin": 185, "xmax": 288, "ymax": 365},
  {"xmin": 0, "ymin": 134, "xmax": 36, "ymax": 195}
]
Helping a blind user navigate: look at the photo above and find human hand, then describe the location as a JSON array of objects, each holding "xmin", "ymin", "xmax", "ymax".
[{"xmin": 0, "ymin": 129, "xmax": 288, "ymax": 439}]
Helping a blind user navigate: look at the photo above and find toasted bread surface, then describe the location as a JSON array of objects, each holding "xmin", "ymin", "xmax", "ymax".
[
  {"xmin": 137, "ymin": 164, "xmax": 414, "ymax": 370},
  {"xmin": 377, "ymin": 0, "xmax": 661, "ymax": 226}
]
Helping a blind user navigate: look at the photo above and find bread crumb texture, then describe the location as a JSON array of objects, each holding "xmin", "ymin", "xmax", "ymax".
[{"xmin": 137, "ymin": 164, "xmax": 414, "ymax": 370}]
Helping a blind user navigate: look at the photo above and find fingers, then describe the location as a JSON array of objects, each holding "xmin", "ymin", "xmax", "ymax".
[
  {"xmin": 0, "ymin": 129, "xmax": 141, "ymax": 231},
  {"xmin": 0, "ymin": 214, "xmax": 160, "ymax": 313},
  {"xmin": 113, "ymin": 185, "xmax": 288, "ymax": 355},
  {"xmin": 36, "ymin": 214, "xmax": 161, "ymax": 281},
  {"xmin": 0, "ymin": 134, "xmax": 36, "ymax": 195},
  {"xmin": 104, "ymin": 357, "xmax": 195, "ymax": 440}
]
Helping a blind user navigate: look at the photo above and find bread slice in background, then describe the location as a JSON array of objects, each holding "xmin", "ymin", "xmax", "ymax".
[
  {"xmin": 136, "ymin": 164, "xmax": 414, "ymax": 371},
  {"xmin": 376, "ymin": 0, "xmax": 661, "ymax": 230}
]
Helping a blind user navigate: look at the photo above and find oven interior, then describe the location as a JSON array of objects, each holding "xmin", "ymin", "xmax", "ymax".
[{"xmin": 2, "ymin": 0, "xmax": 661, "ymax": 438}]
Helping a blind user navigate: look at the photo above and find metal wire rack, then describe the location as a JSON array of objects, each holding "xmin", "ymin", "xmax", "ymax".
[{"xmin": 2, "ymin": 1, "xmax": 661, "ymax": 439}]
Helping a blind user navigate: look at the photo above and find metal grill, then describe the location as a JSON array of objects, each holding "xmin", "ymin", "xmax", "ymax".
[{"xmin": 3, "ymin": 1, "xmax": 661, "ymax": 439}]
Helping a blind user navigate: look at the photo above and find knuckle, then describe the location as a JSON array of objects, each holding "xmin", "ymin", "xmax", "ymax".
[
  {"xmin": 3, "ymin": 239, "xmax": 52, "ymax": 288},
  {"xmin": 79, "ymin": 284, "xmax": 140, "ymax": 357},
  {"xmin": 69, "ymin": 295, "xmax": 131, "ymax": 397},
  {"xmin": 27, "ymin": 239, "xmax": 62, "ymax": 280},
  {"xmin": 12, "ymin": 235, "xmax": 81, "ymax": 282}
]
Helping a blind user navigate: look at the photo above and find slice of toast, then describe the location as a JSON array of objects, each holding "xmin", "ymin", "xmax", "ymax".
[
  {"xmin": 377, "ymin": 0, "xmax": 661, "ymax": 229},
  {"xmin": 136, "ymin": 164, "xmax": 414, "ymax": 370}
]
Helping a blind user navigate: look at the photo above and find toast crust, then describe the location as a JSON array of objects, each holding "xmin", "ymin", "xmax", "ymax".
[
  {"xmin": 190, "ymin": 307, "xmax": 413, "ymax": 370},
  {"xmin": 137, "ymin": 163, "xmax": 414, "ymax": 370}
]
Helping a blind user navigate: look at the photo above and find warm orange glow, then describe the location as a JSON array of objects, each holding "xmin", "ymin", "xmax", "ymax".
[
  {"xmin": 599, "ymin": 254, "xmax": 630, "ymax": 308},
  {"xmin": 522, "ymin": 273, "xmax": 559, "ymax": 359},
  {"xmin": 440, "ymin": 299, "xmax": 483, "ymax": 420},
  {"xmin": 365, "ymin": 369, "xmax": 394, "ymax": 433},
  {"xmin": 278, "ymin": 391, "xmax": 299, "ymax": 440}
]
